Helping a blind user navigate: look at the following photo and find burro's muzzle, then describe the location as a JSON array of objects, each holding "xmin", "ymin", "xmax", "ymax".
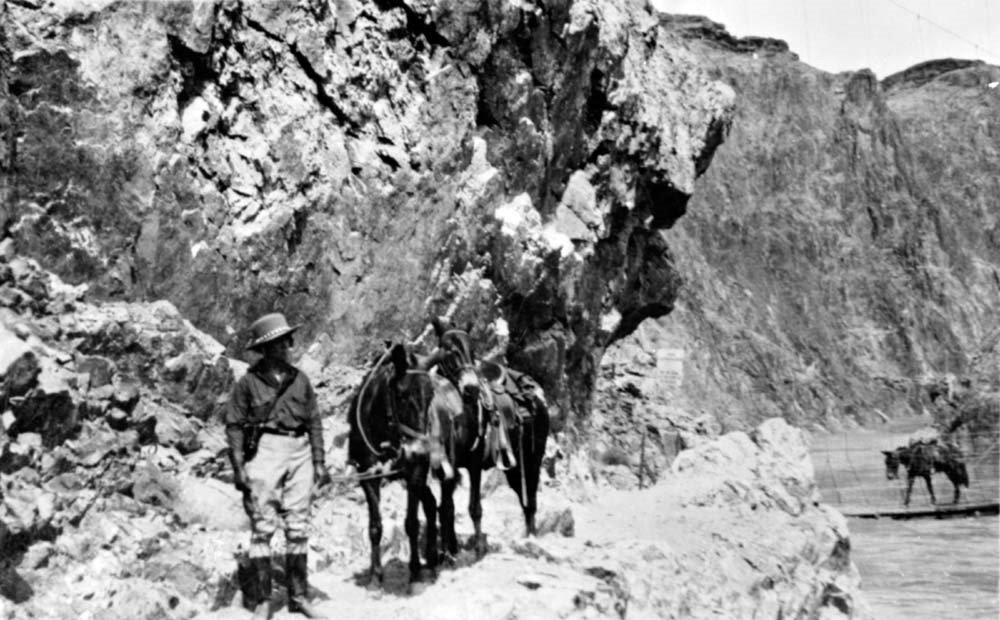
[
  {"xmin": 882, "ymin": 450, "xmax": 900, "ymax": 480},
  {"xmin": 456, "ymin": 366, "xmax": 480, "ymax": 401},
  {"xmin": 399, "ymin": 436, "xmax": 454, "ymax": 480}
]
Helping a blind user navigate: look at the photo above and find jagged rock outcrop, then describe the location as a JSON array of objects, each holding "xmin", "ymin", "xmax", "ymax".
[
  {"xmin": 607, "ymin": 15, "xmax": 1000, "ymax": 433},
  {"xmin": 4, "ymin": 0, "xmax": 734, "ymax": 424},
  {"xmin": 0, "ymin": 255, "xmax": 239, "ymax": 572}
]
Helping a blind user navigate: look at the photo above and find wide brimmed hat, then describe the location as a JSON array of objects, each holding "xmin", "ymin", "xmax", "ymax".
[{"xmin": 246, "ymin": 313, "xmax": 300, "ymax": 350}]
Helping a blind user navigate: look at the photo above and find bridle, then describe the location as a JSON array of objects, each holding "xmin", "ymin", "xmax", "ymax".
[
  {"xmin": 391, "ymin": 368, "xmax": 435, "ymax": 442},
  {"xmin": 437, "ymin": 330, "xmax": 489, "ymax": 452},
  {"xmin": 437, "ymin": 331, "xmax": 476, "ymax": 382},
  {"xmin": 354, "ymin": 347, "xmax": 436, "ymax": 462}
]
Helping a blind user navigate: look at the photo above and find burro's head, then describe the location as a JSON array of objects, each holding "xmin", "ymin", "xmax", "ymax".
[
  {"xmin": 431, "ymin": 318, "xmax": 481, "ymax": 403},
  {"xmin": 882, "ymin": 449, "xmax": 902, "ymax": 480}
]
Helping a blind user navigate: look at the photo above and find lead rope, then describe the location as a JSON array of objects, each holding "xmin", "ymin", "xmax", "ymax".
[
  {"xmin": 469, "ymin": 399, "xmax": 482, "ymax": 453},
  {"xmin": 519, "ymin": 419, "xmax": 526, "ymax": 508}
]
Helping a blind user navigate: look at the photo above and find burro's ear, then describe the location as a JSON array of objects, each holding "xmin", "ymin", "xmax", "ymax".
[
  {"xmin": 432, "ymin": 316, "xmax": 447, "ymax": 338},
  {"xmin": 391, "ymin": 343, "xmax": 409, "ymax": 377},
  {"xmin": 881, "ymin": 450, "xmax": 893, "ymax": 457}
]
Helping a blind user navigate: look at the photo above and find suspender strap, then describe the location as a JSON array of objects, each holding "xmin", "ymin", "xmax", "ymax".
[{"xmin": 250, "ymin": 368, "xmax": 300, "ymax": 427}]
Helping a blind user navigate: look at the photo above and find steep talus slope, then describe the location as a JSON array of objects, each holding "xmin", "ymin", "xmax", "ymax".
[
  {"xmin": 3, "ymin": 0, "xmax": 733, "ymax": 422},
  {"xmin": 608, "ymin": 15, "xmax": 1000, "ymax": 433}
]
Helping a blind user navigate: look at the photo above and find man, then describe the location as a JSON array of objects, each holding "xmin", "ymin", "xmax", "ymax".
[{"xmin": 226, "ymin": 312, "xmax": 331, "ymax": 619}]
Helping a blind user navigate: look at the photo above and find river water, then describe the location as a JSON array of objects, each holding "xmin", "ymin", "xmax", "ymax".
[
  {"xmin": 811, "ymin": 418, "xmax": 999, "ymax": 619},
  {"xmin": 849, "ymin": 515, "xmax": 998, "ymax": 619}
]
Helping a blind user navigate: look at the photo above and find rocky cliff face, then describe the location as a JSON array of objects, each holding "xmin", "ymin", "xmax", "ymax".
[
  {"xmin": 601, "ymin": 16, "xmax": 1000, "ymax": 436},
  {"xmin": 3, "ymin": 0, "xmax": 734, "ymax": 424}
]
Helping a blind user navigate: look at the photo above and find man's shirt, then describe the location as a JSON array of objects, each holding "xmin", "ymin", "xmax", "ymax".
[{"xmin": 225, "ymin": 360, "xmax": 324, "ymax": 465}]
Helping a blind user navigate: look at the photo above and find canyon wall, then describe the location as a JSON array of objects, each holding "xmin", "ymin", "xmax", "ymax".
[
  {"xmin": 600, "ymin": 16, "xmax": 1000, "ymax": 437},
  {"xmin": 3, "ymin": 0, "xmax": 733, "ymax": 425}
]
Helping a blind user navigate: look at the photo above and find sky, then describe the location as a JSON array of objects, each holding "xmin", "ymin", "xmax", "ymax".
[{"xmin": 652, "ymin": 0, "xmax": 1000, "ymax": 78}]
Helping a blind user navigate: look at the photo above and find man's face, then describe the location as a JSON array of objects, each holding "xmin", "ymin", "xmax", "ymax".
[{"xmin": 261, "ymin": 335, "xmax": 293, "ymax": 362}]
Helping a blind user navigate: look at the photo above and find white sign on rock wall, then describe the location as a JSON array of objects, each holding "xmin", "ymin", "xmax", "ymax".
[{"xmin": 654, "ymin": 348, "xmax": 685, "ymax": 396}]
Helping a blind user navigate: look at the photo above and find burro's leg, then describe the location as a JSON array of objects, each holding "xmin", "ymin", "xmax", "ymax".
[
  {"xmin": 420, "ymin": 485, "xmax": 439, "ymax": 578},
  {"xmin": 504, "ymin": 428, "xmax": 541, "ymax": 536},
  {"xmin": 404, "ymin": 485, "xmax": 422, "ymax": 582},
  {"xmin": 522, "ymin": 396, "xmax": 549, "ymax": 536},
  {"xmin": 923, "ymin": 474, "xmax": 936, "ymax": 505},
  {"xmin": 439, "ymin": 475, "xmax": 459, "ymax": 560},
  {"xmin": 504, "ymin": 461, "xmax": 535, "ymax": 536},
  {"xmin": 361, "ymin": 478, "xmax": 383, "ymax": 587},
  {"xmin": 523, "ymin": 438, "xmax": 541, "ymax": 537},
  {"xmin": 467, "ymin": 465, "xmax": 487, "ymax": 557}
]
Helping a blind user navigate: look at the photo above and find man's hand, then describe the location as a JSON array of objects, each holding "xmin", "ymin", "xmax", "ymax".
[{"xmin": 314, "ymin": 462, "xmax": 332, "ymax": 488}]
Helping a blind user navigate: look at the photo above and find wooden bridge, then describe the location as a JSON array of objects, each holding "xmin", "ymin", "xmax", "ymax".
[
  {"xmin": 834, "ymin": 501, "xmax": 998, "ymax": 520},
  {"xmin": 811, "ymin": 425, "xmax": 999, "ymax": 520}
]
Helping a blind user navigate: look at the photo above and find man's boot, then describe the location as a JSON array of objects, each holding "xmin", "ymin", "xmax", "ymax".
[
  {"xmin": 286, "ymin": 553, "xmax": 323, "ymax": 618},
  {"xmin": 252, "ymin": 556, "xmax": 272, "ymax": 620}
]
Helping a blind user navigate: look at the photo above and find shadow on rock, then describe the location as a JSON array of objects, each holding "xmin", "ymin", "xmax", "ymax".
[
  {"xmin": 0, "ymin": 565, "xmax": 33, "ymax": 604},
  {"xmin": 213, "ymin": 553, "xmax": 331, "ymax": 612},
  {"xmin": 350, "ymin": 558, "xmax": 412, "ymax": 596},
  {"xmin": 210, "ymin": 552, "xmax": 264, "ymax": 611},
  {"xmin": 350, "ymin": 535, "xmax": 496, "ymax": 598}
]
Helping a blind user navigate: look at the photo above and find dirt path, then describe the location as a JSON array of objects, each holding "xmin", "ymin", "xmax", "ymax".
[{"xmin": 203, "ymin": 448, "xmax": 847, "ymax": 620}]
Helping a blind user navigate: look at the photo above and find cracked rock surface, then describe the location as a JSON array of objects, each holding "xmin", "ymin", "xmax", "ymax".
[{"xmin": 4, "ymin": 0, "xmax": 733, "ymax": 424}]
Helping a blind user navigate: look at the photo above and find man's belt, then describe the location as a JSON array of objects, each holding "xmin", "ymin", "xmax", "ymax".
[{"xmin": 261, "ymin": 427, "xmax": 307, "ymax": 437}]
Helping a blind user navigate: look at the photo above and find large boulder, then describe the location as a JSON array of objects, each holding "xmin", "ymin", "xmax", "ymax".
[
  {"xmin": 137, "ymin": 400, "xmax": 202, "ymax": 455},
  {"xmin": 0, "ymin": 327, "xmax": 78, "ymax": 448},
  {"xmin": 0, "ymin": 328, "xmax": 38, "ymax": 400},
  {"xmin": 173, "ymin": 475, "xmax": 247, "ymax": 532},
  {"xmin": 0, "ymin": 468, "xmax": 59, "ymax": 558},
  {"xmin": 672, "ymin": 417, "xmax": 818, "ymax": 515}
]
